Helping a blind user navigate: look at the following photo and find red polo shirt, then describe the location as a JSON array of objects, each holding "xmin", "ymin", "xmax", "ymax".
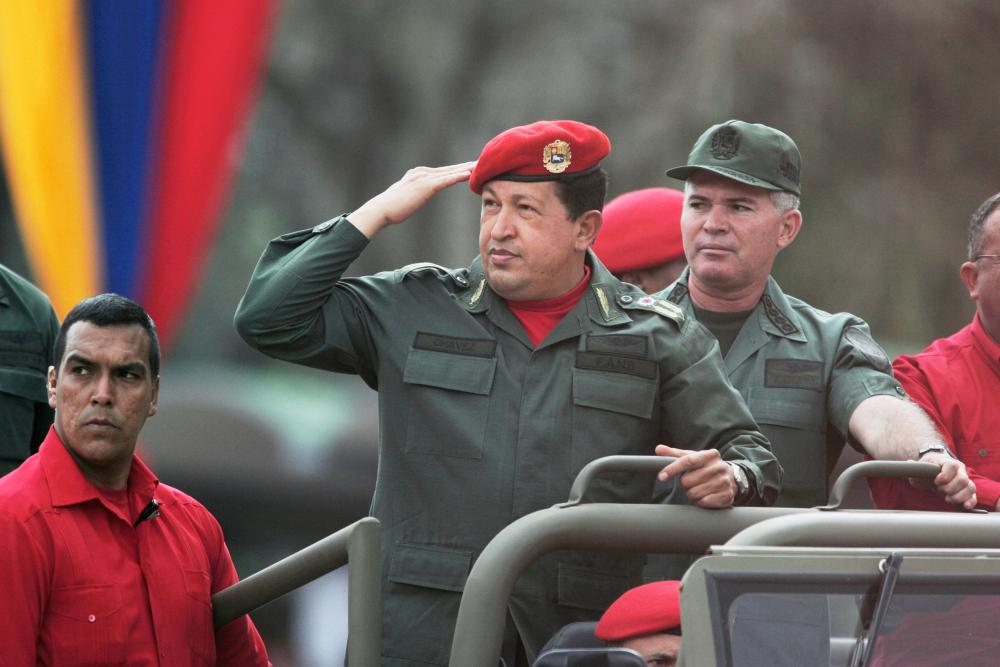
[
  {"xmin": 869, "ymin": 314, "xmax": 1000, "ymax": 511},
  {"xmin": 0, "ymin": 427, "xmax": 270, "ymax": 666}
]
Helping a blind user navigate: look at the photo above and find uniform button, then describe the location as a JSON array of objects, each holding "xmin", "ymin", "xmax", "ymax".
[
  {"xmin": 312, "ymin": 219, "xmax": 335, "ymax": 233},
  {"xmin": 895, "ymin": 385, "xmax": 906, "ymax": 396},
  {"xmin": 980, "ymin": 449, "xmax": 989, "ymax": 457},
  {"xmin": 88, "ymin": 614, "xmax": 96, "ymax": 623},
  {"xmin": 619, "ymin": 295, "xmax": 634, "ymax": 304},
  {"xmin": 456, "ymin": 276, "xmax": 468, "ymax": 286}
]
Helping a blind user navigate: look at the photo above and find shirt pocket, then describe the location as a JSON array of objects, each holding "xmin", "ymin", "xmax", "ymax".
[
  {"xmin": 747, "ymin": 388, "xmax": 827, "ymax": 504},
  {"xmin": 44, "ymin": 584, "xmax": 127, "ymax": 666},
  {"xmin": 402, "ymin": 346, "xmax": 497, "ymax": 460},
  {"xmin": 570, "ymin": 366, "xmax": 658, "ymax": 474},
  {"xmin": 556, "ymin": 563, "xmax": 630, "ymax": 612},
  {"xmin": 384, "ymin": 543, "xmax": 473, "ymax": 663},
  {"xmin": 183, "ymin": 569, "xmax": 216, "ymax": 664}
]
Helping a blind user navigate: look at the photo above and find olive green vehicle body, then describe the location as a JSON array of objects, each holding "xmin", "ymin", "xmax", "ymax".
[{"xmin": 212, "ymin": 457, "xmax": 1000, "ymax": 666}]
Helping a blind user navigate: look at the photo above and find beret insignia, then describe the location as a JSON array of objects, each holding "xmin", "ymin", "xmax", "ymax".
[{"xmin": 543, "ymin": 139, "xmax": 571, "ymax": 173}]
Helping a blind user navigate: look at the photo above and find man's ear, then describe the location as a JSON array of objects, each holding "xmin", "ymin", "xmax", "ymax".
[
  {"xmin": 47, "ymin": 366, "xmax": 57, "ymax": 409},
  {"xmin": 576, "ymin": 210, "xmax": 602, "ymax": 249},
  {"xmin": 776, "ymin": 209, "xmax": 802, "ymax": 250},
  {"xmin": 960, "ymin": 261, "xmax": 979, "ymax": 301},
  {"xmin": 148, "ymin": 377, "xmax": 160, "ymax": 418}
]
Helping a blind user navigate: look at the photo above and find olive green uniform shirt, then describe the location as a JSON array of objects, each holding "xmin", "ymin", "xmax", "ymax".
[
  {"xmin": 646, "ymin": 268, "xmax": 904, "ymax": 580},
  {"xmin": 0, "ymin": 264, "xmax": 59, "ymax": 476},
  {"xmin": 235, "ymin": 218, "xmax": 781, "ymax": 666}
]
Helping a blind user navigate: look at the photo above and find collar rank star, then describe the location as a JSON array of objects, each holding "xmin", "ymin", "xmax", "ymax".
[{"xmin": 543, "ymin": 139, "xmax": 571, "ymax": 173}]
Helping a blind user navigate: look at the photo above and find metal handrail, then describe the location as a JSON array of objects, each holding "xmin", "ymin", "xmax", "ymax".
[
  {"xmin": 449, "ymin": 503, "xmax": 805, "ymax": 665},
  {"xmin": 819, "ymin": 460, "xmax": 940, "ymax": 510},
  {"xmin": 561, "ymin": 455, "xmax": 673, "ymax": 506},
  {"xmin": 212, "ymin": 516, "xmax": 381, "ymax": 666}
]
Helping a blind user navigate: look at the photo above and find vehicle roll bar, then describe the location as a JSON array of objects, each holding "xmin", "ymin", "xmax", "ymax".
[{"xmin": 211, "ymin": 516, "xmax": 381, "ymax": 667}]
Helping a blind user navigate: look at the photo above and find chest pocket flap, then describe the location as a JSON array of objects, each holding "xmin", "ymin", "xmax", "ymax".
[{"xmin": 403, "ymin": 344, "xmax": 497, "ymax": 395}]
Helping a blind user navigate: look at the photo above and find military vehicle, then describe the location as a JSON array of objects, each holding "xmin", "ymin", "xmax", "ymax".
[{"xmin": 212, "ymin": 456, "xmax": 1000, "ymax": 666}]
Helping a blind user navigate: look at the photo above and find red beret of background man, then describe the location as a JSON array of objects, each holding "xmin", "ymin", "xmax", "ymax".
[
  {"xmin": 596, "ymin": 580, "xmax": 682, "ymax": 667},
  {"xmin": 0, "ymin": 293, "xmax": 270, "ymax": 666},
  {"xmin": 591, "ymin": 187, "xmax": 687, "ymax": 294},
  {"xmin": 235, "ymin": 119, "xmax": 780, "ymax": 665}
]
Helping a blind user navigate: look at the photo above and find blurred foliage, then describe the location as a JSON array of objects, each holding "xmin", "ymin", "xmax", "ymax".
[{"xmin": 4, "ymin": 0, "xmax": 999, "ymax": 359}]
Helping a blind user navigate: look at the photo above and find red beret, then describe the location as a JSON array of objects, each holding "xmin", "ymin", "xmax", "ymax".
[
  {"xmin": 591, "ymin": 188, "xmax": 685, "ymax": 273},
  {"xmin": 595, "ymin": 580, "xmax": 681, "ymax": 641},
  {"xmin": 469, "ymin": 120, "xmax": 610, "ymax": 194}
]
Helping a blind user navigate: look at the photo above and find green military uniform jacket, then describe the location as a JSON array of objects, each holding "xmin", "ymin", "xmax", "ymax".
[
  {"xmin": 0, "ymin": 264, "xmax": 59, "ymax": 476},
  {"xmin": 235, "ymin": 217, "xmax": 781, "ymax": 666},
  {"xmin": 646, "ymin": 268, "xmax": 904, "ymax": 579}
]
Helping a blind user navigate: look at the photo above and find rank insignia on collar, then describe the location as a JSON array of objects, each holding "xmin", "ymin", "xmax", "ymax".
[{"xmin": 543, "ymin": 139, "xmax": 571, "ymax": 173}]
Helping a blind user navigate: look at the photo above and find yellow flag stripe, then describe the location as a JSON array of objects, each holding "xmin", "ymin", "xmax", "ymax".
[{"xmin": 0, "ymin": 0, "xmax": 102, "ymax": 316}]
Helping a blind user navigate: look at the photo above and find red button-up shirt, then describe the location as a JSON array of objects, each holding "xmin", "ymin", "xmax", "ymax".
[
  {"xmin": 0, "ymin": 428, "xmax": 271, "ymax": 666},
  {"xmin": 869, "ymin": 314, "xmax": 1000, "ymax": 511}
]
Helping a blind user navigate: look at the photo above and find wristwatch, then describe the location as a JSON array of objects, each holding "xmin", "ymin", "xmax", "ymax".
[
  {"xmin": 917, "ymin": 444, "xmax": 955, "ymax": 460},
  {"xmin": 727, "ymin": 462, "xmax": 751, "ymax": 504}
]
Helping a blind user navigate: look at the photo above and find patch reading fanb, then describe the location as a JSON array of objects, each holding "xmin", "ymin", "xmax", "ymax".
[
  {"xmin": 843, "ymin": 326, "xmax": 891, "ymax": 373},
  {"xmin": 413, "ymin": 333, "xmax": 496, "ymax": 358},
  {"xmin": 575, "ymin": 351, "xmax": 657, "ymax": 379},
  {"xmin": 586, "ymin": 334, "xmax": 648, "ymax": 358},
  {"xmin": 765, "ymin": 359, "xmax": 824, "ymax": 390},
  {"xmin": 710, "ymin": 126, "xmax": 740, "ymax": 160},
  {"xmin": 762, "ymin": 295, "xmax": 799, "ymax": 335}
]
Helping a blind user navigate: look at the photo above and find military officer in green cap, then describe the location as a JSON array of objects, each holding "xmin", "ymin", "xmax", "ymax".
[
  {"xmin": 235, "ymin": 120, "xmax": 780, "ymax": 666},
  {"xmin": 645, "ymin": 119, "xmax": 977, "ymax": 665},
  {"xmin": 0, "ymin": 263, "xmax": 59, "ymax": 476}
]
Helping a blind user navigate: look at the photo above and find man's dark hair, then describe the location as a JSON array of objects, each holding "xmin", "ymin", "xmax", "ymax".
[
  {"xmin": 555, "ymin": 168, "xmax": 608, "ymax": 220},
  {"xmin": 54, "ymin": 293, "xmax": 160, "ymax": 378},
  {"xmin": 968, "ymin": 192, "xmax": 1000, "ymax": 260}
]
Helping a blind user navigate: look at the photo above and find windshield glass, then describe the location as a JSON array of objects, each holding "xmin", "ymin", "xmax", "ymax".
[{"xmin": 717, "ymin": 591, "xmax": 1000, "ymax": 667}]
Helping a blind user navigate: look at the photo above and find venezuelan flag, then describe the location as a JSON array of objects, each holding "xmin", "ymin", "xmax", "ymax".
[{"xmin": 0, "ymin": 0, "xmax": 277, "ymax": 350}]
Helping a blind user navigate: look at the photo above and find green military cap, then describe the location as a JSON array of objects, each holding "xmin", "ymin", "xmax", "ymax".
[{"xmin": 666, "ymin": 120, "xmax": 801, "ymax": 196}]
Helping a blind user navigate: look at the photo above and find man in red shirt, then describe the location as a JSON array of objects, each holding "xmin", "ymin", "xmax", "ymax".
[
  {"xmin": 870, "ymin": 191, "xmax": 1000, "ymax": 511},
  {"xmin": 0, "ymin": 294, "xmax": 270, "ymax": 666}
]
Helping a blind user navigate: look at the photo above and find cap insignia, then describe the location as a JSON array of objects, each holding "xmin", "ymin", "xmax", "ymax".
[
  {"xmin": 710, "ymin": 126, "xmax": 740, "ymax": 160},
  {"xmin": 543, "ymin": 139, "xmax": 572, "ymax": 174}
]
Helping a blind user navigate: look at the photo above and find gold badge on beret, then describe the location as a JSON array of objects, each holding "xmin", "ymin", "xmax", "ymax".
[{"xmin": 543, "ymin": 139, "xmax": 572, "ymax": 173}]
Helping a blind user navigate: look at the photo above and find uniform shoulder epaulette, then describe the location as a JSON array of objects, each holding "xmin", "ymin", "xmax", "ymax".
[
  {"xmin": 397, "ymin": 262, "xmax": 473, "ymax": 288},
  {"xmin": 620, "ymin": 294, "xmax": 686, "ymax": 325}
]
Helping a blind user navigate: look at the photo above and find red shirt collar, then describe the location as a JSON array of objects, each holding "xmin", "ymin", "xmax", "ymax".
[
  {"xmin": 971, "ymin": 312, "xmax": 1000, "ymax": 366},
  {"xmin": 39, "ymin": 426, "xmax": 159, "ymax": 510}
]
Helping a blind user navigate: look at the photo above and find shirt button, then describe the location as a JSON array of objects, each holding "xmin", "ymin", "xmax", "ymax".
[
  {"xmin": 312, "ymin": 219, "xmax": 335, "ymax": 233},
  {"xmin": 619, "ymin": 295, "xmax": 634, "ymax": 304},
  {"xmin": 88, "ymin": 614, "xmax": 96, "ymax": 623},
  {"xmin": 980, "ymin": 449, "xmax": 989, "ymax": 457}
]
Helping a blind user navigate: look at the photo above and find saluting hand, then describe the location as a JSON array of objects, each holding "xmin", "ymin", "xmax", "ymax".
[
  {"xmin": 655, "ymin": 444, "xmax": 737, "ymax": 509},
  {"xmin": 347, "ymin": 161, "xmax": 477, "ymax": 238}
]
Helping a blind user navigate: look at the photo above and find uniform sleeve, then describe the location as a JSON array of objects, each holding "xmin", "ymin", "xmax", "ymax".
[
  {"xmin": 658, "ymin": 319, "xmax": 782, "ymax": 505},
  {"xmin": 204, "ymin": 514, "xmax": 272, "ymax": 667},
  {"xmin": 29, "ymin": 302, "xmax": 59, "ymax": 450},
  {"xmin": 0, "ymin": 511, "xmax": 50, "ymax": 666},
  {"xmin": 827, "ymin": 320, "xmax": 905, "ymax": 452},
  {"xmin": 234, "ymin": 216, "xmax": 382, "ymax": 386}
]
